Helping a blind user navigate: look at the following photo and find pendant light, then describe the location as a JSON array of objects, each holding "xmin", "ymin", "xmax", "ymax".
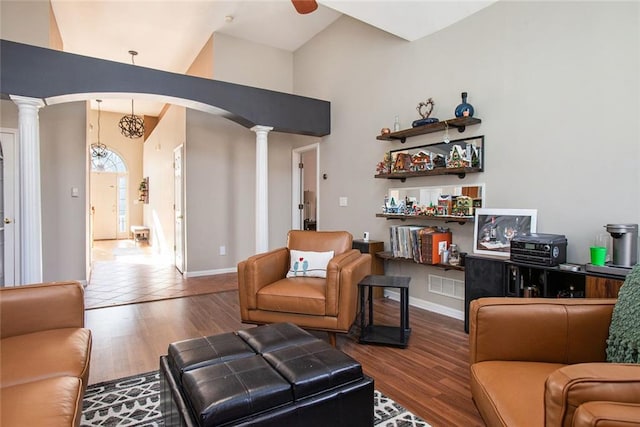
[
  {"xmin": 90, "ymin": 100, "xmax": 108, "ymax": 158},
  {"xmin": 118, "ymin": 50, "xmax": 145, "ymax": 139}
]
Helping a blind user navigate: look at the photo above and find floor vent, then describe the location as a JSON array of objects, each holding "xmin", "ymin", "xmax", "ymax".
[{"xmin": 428, "ymin": 274, "xmax": 464, "ymax": 300}]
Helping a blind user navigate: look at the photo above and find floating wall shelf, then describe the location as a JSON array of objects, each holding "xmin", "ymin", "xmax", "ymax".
[{"xmin": 377, "ymin": 117, "xmax": 481, "ymax": 143}]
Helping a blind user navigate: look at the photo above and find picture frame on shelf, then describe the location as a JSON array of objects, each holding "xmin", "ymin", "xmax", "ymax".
[{"xmin": 473, "ymin": 208, "xmax": 537, "ymax": 257}]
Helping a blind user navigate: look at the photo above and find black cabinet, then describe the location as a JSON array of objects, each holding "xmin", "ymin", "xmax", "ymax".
[
  {"xmin": 505, "ymin": 264, "xmax": 585, "ymax": 299},
  {"xmin": 463, "ymin": 255, "xmax": 625, "ymax": 333},
  {"xmin": 464, "ymin": 255, "xmax": 507, "ymax": 333}
]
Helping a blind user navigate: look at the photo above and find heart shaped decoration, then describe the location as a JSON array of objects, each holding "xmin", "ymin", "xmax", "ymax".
[{"xmin": 417, "ymin": 98, "xmax": 435, "ymax": 119}]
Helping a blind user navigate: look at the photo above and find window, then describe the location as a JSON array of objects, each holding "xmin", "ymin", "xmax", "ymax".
[
  {"xmin": 91, "ymin": 148, "xmax": 127, "ymax": 172},
  {"xmin": 117, "ymin": 176, "xmax": 128, "ymax": 233}
]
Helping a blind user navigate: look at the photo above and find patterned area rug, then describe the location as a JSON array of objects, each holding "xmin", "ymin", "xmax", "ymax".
[{"xmin": 81, "ymin": 371, "xmax": 430, "ymax": 427}]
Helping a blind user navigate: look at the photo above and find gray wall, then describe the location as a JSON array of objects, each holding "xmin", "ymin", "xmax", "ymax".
[
  {"xmin": 183, "ymin": 110, "xmax": 312, "ymax": 273},
  {"xmin": 40, "ymin": 102, "xmax": 87, "ymax": 282},
  {"xmin": 1, "ymin": 100, "xmax": 87, "ymax": 283},
  {"xmin": 294, "ymin": 2, "xmax": 639, "ymax": 314}
]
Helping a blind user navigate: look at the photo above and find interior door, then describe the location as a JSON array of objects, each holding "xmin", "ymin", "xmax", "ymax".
[
  {"xmin": 174, "ymin": 146, "xmax": 185, "ymax": 273},
  {"xmin": 0, "ymin": 130, "xmax": 18, "ymax": 286},
  {"xmin": 291, "ymin": 144, "xmax": 319, "ymax": 231},
  {"xmin": 301, "ymin": 150, "xmax": 317, "ymax": 230},
  {"xmin": 90, "ymin": 172, "xmax": 118, "ymax": 240}
]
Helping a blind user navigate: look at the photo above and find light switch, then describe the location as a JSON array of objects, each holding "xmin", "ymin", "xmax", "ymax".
[
  {"xmin": 71, "ymin": 187, "xmax": 79, "ymax": 198},
  {"xmin": 339, "ymin": 197, "xmax": 348, "ymax": 207}
]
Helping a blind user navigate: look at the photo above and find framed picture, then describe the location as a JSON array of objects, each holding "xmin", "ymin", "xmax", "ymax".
[{"xmin": 473, "ymin": 208, "xmax": 538, "ymax": 257}]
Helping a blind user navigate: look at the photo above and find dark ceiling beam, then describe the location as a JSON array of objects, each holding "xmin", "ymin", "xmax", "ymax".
[{"xmin": 0, "ymin": 40, "xmax": 330, "ymax": 137}]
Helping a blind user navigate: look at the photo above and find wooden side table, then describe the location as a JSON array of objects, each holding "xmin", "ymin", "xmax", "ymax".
[{"xmin": 358, "ymin": 275, "xmax": 411, "ymax": 348}]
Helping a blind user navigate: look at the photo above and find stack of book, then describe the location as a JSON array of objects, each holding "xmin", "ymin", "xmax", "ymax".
[{"xmin": 389, "ymin": 225, "xmax": 452, "ymax": 264}]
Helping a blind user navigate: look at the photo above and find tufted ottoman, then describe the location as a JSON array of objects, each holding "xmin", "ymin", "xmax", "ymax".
[{"xmin": 160, "ymin": 323, "xmax": 374, "ymax": 427}]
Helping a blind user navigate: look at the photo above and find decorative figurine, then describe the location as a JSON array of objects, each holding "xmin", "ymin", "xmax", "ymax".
[
  {"xmin": 412, "ymin": 98, "xmax": 439, "ymax": 127},
  {"xmin": 411, "ymin": 150, "xmax": 433, "ymax": 171},
  {"xmin": 375, "ymin": 152, "xmax": 393, "ymax": 175},
  {"xmin": 432, "ymin": 154, "xmax": 446, "ymax": 168},
  {"xmin": 438, "ymin": 195, "xmax": 453, "ymax": 216},
  {"xmin": 452, "ymin": 195, "xmax": 474, "ymax": 216},
  {"xmin": 393, "ymin": 152, "xmax": 412, "ymax": 172},
  {"xmin": 446, "ymin": 145, "xmax": 469, "ymax": 168}
]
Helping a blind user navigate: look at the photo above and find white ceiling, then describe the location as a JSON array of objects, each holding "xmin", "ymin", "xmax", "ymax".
[{"xmin": 50, "ymin": 0, "xmax": 495, "ymax": 115}]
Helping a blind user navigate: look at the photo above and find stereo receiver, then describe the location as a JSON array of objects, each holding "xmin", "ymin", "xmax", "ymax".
[{"xmin": 510, "ymin": 233, "xmax": 567, "ymax": 266}]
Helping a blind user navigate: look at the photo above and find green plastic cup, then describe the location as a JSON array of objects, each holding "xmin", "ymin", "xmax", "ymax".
[{"xmin": 590, "ymin": 246, "xmax": 607, "ymax": 266}]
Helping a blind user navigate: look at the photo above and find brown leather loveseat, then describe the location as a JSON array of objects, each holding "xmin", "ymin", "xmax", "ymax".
[
  {"xmin": 0, "ymin": 282, "xmax": 92, "ymax": 426},
  {"xmin": 469, "ymin": 298, "xmax": 640, "ymax": 427}
]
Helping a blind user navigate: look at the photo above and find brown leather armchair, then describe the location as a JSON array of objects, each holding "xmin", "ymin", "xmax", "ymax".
[
  {"xmin": 469, "ymin": 298, "xmax": 640, "ymax": 427},
  {"xmin": 238, "ymin": 230, "xmax": 371, "ymax": 346}
]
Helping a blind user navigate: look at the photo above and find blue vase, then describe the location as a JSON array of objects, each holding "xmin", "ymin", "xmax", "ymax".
[{"xmin": 454, "ymin": 92, "xmax": 474, "ymax": 118}]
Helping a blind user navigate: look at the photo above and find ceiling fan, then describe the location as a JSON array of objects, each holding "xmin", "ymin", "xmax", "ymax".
[{"xmin": 292, "ymin": 0, "xmax": 318, "ymax": 14}]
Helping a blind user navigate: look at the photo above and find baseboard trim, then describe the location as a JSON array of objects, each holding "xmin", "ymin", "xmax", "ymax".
[
  {"xmin": 384, "ymin": 289, "xmax": 464, "ymax": 321},
  {"xmin": 183, "ymin": 268, "xmax": 236, "ymax": 278}
]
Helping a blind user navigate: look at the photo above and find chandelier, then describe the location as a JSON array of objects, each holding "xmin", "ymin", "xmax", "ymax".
[
  {"xmin": 90, "ymin": 99, "xmax": 108, "ymax": 158},
  {"xmin": 118, "ymin": 50, "xmax": 145, "ymax": 139}
]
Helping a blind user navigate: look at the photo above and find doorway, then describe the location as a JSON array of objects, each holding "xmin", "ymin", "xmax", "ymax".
[
  {"xmin": 174, "ymin": 145, "xmax": 185, "ymax": 273},
  {"xmin": 91, "ymin": 172, "xmax": 119, "ymax": 240},
  {"xmin": 0, "ymin": 129, "xmax": 19, "ymax": 286},
  {"xmin": 291, "ymin": 143, "xmax": 320, "ymax": 231},
  {"xmin": 90, "ymin": 146, "xmax": 130, "ymax": 242}
]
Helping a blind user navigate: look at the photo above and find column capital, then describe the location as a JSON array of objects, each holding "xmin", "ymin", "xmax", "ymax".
[
  {"xmin": 251, "ymin": 125, "xmax": 274, "ymax": 134},
  {"xmin": 10, "ymin": 95, "xmax": 45, "ymax": 109}
]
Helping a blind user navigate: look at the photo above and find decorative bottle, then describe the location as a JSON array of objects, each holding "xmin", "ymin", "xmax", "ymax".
[
  {"xmin": 454, "ymin": 92, "xmax": 474, "ymax": 118},
  {"xmin": 393, "ymin": 116, "xmax": 400, "ymax": 132}
]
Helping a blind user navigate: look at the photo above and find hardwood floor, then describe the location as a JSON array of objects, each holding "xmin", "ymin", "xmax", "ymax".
[{"xmin": 85, "ymin": 289, "xmax": 485, "ymax": 427}]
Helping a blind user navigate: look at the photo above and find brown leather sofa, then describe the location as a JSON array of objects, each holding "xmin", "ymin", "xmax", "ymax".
[
  {"xmin": 469, "ymin": 298, "xmax": 640, "ymax": 427},
  {"xmin": 0, "ymin": 282, "xmax": 92, "ymax": 427},
  {"xmin": 238, "ymin": 230, "xmax": 371, "ymax": 346}
]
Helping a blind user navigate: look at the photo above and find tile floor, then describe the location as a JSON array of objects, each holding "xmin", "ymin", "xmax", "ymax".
[{"xmin": 85, "ymin": 239, "xmax": 237, "ymax": 309}]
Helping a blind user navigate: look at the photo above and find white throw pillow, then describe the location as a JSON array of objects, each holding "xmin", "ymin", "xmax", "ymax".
[{"xmin": 286, "ymin": 250, "xmax": 334, "ymax": 278}]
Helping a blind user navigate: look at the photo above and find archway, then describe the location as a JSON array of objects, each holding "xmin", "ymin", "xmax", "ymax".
[{"xmin": 1, "ymin": 39, "xmax": 331, "ymax": 284}]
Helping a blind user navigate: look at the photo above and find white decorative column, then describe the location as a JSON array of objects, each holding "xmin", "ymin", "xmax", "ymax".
[
  {"xmin": 11, "ymin": 95, "xmax": 45, "ymax": 284},
  {"xmin": 251, "ymin": 125, "xmax": 273, "ymax": 253}
]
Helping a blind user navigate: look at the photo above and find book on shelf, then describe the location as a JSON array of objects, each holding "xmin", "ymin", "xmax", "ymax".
[{"xmin": 388, "ymin": 225, "xmax": 452, "ymax": 264}]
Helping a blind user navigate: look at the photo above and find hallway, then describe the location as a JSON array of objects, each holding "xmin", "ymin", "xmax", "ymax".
[{"xmin": 85, "ymin": 239, "xmax": 237, "ymax": 309}]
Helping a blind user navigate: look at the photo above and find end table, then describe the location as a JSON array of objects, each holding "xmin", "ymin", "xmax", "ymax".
[{"xmin": 358, "ymin": 275, "xmax": 411, "ymax": 348}]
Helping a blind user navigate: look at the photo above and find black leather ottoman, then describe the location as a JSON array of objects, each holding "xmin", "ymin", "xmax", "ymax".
[{"xmin": 160, "ymin": 323, "xmax": 374, "ymax": 427}]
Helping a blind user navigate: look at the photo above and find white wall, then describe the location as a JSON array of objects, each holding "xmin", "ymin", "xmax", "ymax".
[{"xmin": 294, "ymin": 2, "xmax": 640, "ymax": 315}]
